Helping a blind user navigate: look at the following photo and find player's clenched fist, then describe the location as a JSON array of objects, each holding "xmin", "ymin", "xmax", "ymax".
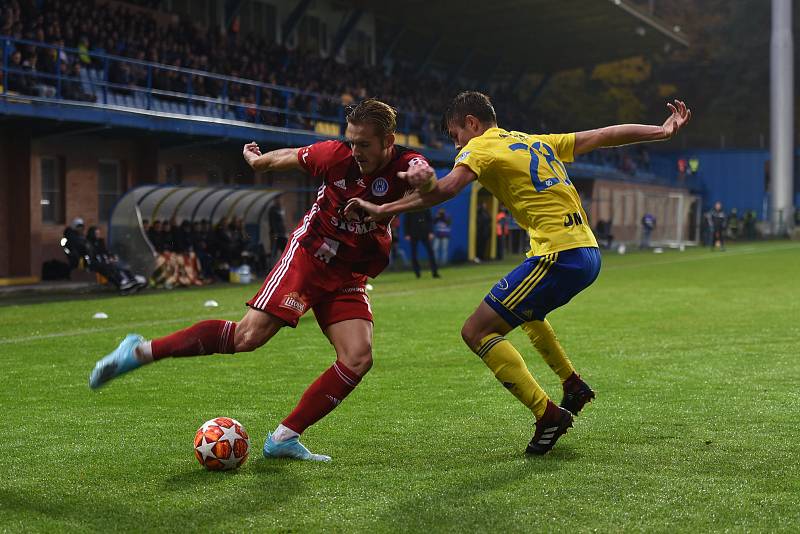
[
  {"xmin": 398, "ymin": 158, "xmax": 435, "ymax": 190},
  {"xmin": 242, "ymin": 142, "xmax": 262, "ymax": 167}
]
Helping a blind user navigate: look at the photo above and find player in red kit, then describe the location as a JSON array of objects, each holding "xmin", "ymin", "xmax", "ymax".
[{"xmin": 88, "ymin": 99, "xmax": 433, "ymax": 461}]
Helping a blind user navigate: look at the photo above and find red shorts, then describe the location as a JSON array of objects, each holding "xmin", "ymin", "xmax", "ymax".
[{"xmin": 246, "ymin": 245, "xmax": 372, "ymax": 329}]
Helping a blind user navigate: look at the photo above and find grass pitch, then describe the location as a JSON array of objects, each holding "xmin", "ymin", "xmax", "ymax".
[{"xmin": 1, "ymin": 242, "xmax": 799, "ymax": 532}]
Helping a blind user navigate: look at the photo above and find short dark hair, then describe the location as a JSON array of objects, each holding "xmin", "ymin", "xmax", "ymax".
[
  {"xmin": 346, "ymin": 99, "xmax": 397, "ymax": 137},
  {"xmin": 442, "ymin": 91, "xmax": 497, "ymax": 133}
]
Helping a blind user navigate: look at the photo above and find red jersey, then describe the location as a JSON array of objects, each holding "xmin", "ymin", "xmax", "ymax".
[{"xmin": 295, "ymin": 140, "xmax": 428, "ymax": 277}]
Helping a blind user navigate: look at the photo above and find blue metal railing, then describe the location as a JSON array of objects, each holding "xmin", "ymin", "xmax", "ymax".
[
  {"xmin": 0, "ymin": 35, "xmax": 441, "ymax": 145},
  {"xmin": 0, "ymin": 35, "xmax": 690, "ymax": 188}
]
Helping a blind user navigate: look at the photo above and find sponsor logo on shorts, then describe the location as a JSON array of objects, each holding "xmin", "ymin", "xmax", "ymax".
[
  {"xmin": 497, "ymin": 278, "xmax": 509, "ymax": 290},
  {"xmin": 341, "ymin": 286, "xmax": 366, "ymax": 294},
  {"xmin": 371, "ymin": 177, "xmax": 389, "ymax": 196},
  {"xmin": 280, "ymin": 292, "xmax": 307, "ymax": 313}
]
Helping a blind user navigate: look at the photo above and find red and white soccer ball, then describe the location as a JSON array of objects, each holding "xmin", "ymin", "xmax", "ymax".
[{"xmin": 194, "ymin": 417, "xmax": 250, "ymax": 471}]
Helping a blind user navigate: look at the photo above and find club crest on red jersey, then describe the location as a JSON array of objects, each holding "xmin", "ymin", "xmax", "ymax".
[{"xmin": 371, "ymin": 177, "xmax": 389, "ymax": 196}]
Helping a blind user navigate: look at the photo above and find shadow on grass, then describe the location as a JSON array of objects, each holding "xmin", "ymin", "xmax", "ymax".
[
  {"xmin": 0, "ymin": 458, "xmax": 307, "ymax": 531},
  {"xmin": 373, "ymin": 445, "xmax": 582, "ymax": 530},
  {"xmin": 162, "ymin": 456, "xmax": 304, "ymax": 492}
]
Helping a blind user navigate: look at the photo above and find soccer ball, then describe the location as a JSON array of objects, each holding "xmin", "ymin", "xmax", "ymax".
[{"xmin": 194, "ymin": 417, "xmax": 250, "ymax": 471}]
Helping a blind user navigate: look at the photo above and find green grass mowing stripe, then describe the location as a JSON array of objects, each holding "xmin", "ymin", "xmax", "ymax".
[
  {"xmin": 1, "ymin": 241, "xmax": 799, "ymax": 531},
  {"xmin": 3, "ymin": 241, "xmax": 798, "ymax": 345}
]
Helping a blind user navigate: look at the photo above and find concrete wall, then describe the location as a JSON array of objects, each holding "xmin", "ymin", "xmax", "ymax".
[{"xmin": 589, "ymin": 180, "xmax": 698, "ymax": 244}]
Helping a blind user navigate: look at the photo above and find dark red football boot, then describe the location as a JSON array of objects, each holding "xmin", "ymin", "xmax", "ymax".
[
  {"xmin": 560, "ymin": 372, "xmax": 595, "ymax": 416},
  {"xmin": 526, "ymin": 400, "xmax": 574, "ymax": 455}
]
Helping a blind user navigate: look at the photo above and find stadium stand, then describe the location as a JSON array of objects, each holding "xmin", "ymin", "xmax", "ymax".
[
  {"xmin": 0, "ymin": 0, "xmax": 697, "ymax": 284},
  {"xmin": 2, "ymin": 0, "xmax": 675, "ymax": 176}
]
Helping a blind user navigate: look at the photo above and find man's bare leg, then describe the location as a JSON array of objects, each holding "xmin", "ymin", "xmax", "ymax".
[
  {"xmin": 89, "ymin": 307, "xmax": 284, "ymax": 389},
  {"xmin": 265, "ymin": 319, "xmax": 373, "ymax": 461}
]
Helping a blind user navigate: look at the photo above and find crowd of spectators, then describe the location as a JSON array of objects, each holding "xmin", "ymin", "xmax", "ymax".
[
  {"xmin": 1, "ymin": 0, "xmax": 661, "ymax": 166},
  {"xmin": 0, "ymin": 0, "xmax": 553, "ymax": 140},
  {"xmin": 143, "ymin": 216, "xmax": 264, "ymax": 285}
]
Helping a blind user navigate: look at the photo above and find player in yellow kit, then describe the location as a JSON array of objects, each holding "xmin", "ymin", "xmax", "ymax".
[{"xmin": 346, "ymin": 91, "xmax": 691, "ymax": 455}]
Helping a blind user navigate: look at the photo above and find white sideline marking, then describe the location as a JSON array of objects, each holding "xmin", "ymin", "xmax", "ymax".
[
  {"xmin": 2, "ymin": 244, "xmax": 797, "ymax": 346},
  {"xmin": 0, "ymin": 314, "xmax": 239, "ymax": 345},
  {"xmin": 604, "ymin": 243, "xmax": 800, "ymax": 271}
]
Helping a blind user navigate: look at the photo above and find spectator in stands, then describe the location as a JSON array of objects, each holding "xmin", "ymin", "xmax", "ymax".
[
  {"xmin": 404, "ymin": 210, "xmax": 440, "ymax": 279},
  {"xmin": 267, "ymin": 198, "xmax": 288, "ymax": 262},
  {"xmin": 432, "ymin": 208, "xmax": 452, "ymax": 266},
  {"xmin": 7, "ymin": 49, "xmax": 33, "ymax": 94},
  {"xmin": 37, "ymin": 45, "xmax": 58, "ymax": 80},
  {"xmin": 711, "ymin": 201, "xmax": 727, "ymax": 251},
  {"xmin": 640, "ymin": 213, "xmax": 655, "ymax": 249},
  {"xmin": 23, "ymin": 53, "xmax": 57, "ymax": 97},
  {"xmin": 77, "ymin": 35, "xmax": 92, "ymax": 66},
  {"xmin": 110, "ymin": 59, "xmax": 134, "ymax": 95},
  {"xmin": 62, "ymin": 62, "xmax": 96, "ymax": 102}
]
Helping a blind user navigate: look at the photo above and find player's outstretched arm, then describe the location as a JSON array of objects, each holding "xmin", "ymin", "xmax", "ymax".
[
  {"xmin": 243, "ymin": 142, "xmax": 303, "ymax": 172},
  {"xmin": 573, "ymin": 99, "xmax": 691, "ymax": 156},
  {"xmin": 345, "ymin": 165, "xmax": 477, "ymax": 222}
]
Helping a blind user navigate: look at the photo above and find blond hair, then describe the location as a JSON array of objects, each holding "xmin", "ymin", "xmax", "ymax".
[{"xmin": 345, "ymin": 99, "xmax": 397, "ymax": 137}]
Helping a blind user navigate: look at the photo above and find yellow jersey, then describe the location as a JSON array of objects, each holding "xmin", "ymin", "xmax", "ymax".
[{"xmin": 454, "ymin": 127, "xmax": 598, "ymax": 256}]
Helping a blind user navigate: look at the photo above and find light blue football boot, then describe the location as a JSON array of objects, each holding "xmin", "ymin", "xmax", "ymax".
[
  {"xmin": 88, "ymin": 334, "xmax": 145, "ymax": 389},
  {"xmin": 263, "ymin": 433, "xmax": 331, "ymax": 462}
]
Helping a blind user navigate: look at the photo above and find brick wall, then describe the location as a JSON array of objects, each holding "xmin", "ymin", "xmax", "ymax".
[{"xmin": 2, "ymin": 128, "xmax": 312, "ymax": 277}]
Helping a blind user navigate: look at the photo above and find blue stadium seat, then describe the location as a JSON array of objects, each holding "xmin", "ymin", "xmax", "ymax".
[
  {"xmin": 133, "ymin": 92, "xmax": 146, "ymax": 108},
  {"xmin": 124, "ymin": 95, "xmax": 135, "ymax": 107}
]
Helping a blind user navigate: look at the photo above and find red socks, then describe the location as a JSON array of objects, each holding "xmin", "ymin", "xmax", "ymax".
[
  {"xmin": 152, "ymin": 320, "xmax": 236, "ymax": 359},
  {"xmin": 282, "ymin": 361, "xmax": 362, "ymax": 434},
  {"xmin": 151, "ymin": 322, "xmax": 361, "ymax": 436}
]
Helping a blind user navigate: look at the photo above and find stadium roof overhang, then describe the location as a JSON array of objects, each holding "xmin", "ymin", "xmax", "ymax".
[
  {"xmin": 366, "ymin": 0, "xmax": 689, "ymax": 79},
  {"xmin": 108, "ymin": 185, "xmax": 285, "ymax": 276}
]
